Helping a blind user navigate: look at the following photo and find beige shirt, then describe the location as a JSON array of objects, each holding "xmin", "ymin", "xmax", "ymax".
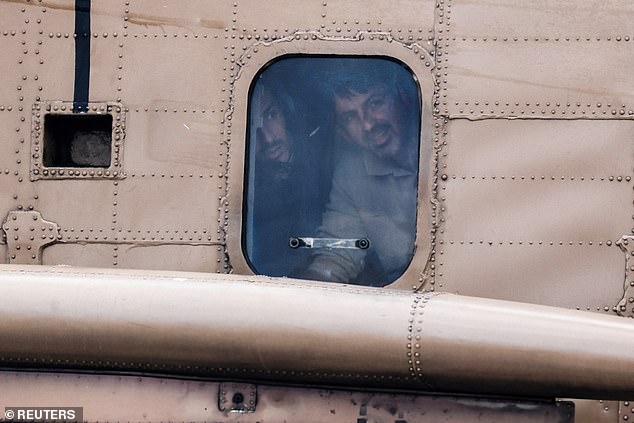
[{"xmin": 305, "ymin": 145, "xmax": 418, "ymax": 285}]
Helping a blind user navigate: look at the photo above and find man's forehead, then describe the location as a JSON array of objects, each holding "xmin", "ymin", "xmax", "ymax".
[{"xmin": 335, "ymin": 86, "xmax": 389, "ymax": 108}]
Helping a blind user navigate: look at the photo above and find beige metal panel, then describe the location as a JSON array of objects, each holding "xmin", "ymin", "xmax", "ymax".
[
  {"xmin": 126, "ymin": 0, "xmax": 232, "ymax": 35},
  {"xmin": 0, "ymin": 36, "xmax": 25, "ymax": 104},
  {"xmin": 115, "ymin": 177, "xmax": 222, "ymax": 235},
  {"xmin": 444, "ymin": 120, "xmax": 634, "ymax": 179},
  {"xmin": 32, "ymin": 1, "xmax": 124, "ymax": 34},
  {"xmin": 38, "ymin": 38, "xmax": 120, "ymax": 102},
  {"xmin": 0, "ymin": 1, "xmax": 26, "ymax": 29},
  {"xmin": 0, "ymin": 372, "xmax": 573, "ymax": 423},
  {"xmin": 236, "ymin": 0, "xmax": 325, "ymax": 32},
  {"xmin": 442, "ymin": 41, "xmax": 634, "ymax": 117},
  {"xmin": 36, "ymin": 38, "xmax": 73, "ymax": 100},
  {"xmin": 0, "ymin": 245, "xmax": 6, "ymax": 264},
  {"xmin": 322, "ymin": 0, "xmax": 436, "ymax": 35},
  {"xmin": 88, "ymin": 38, "xmax": 127, "ymax": 103},
  {"xmin": 572, "ymin": 400, "xmax": 619, "ymax": 423},
  {"xmin": 124, "ymin": 108, "xmax": 224, "ymax": 176},
  {"xmin": 442, "ymin": 179, "xmax": 631, "ymax": 242},
  {"xmin": 42, "ymin": 244, "xmax": 115, "ymax": 267},
  {"xmin": 437, "ymin": 243, "xmax": 624, "ymax": 310},
  {"xmin": 4, "ymin": 266, "xmax": 634, "ymax": 399},
  {"xmin": 35, "ymin": 180, "xmax": 115, "ymax": 231},
  {"xmin": 449, "ymin": 0, "xmax": 634, "ymax": 38},
  {"xmin": 119, "ymin": 36, "xmax": 226, "ymax": 106},
  {"xmin": 116, "ymin": 245, "xmax": 225, "ymax": 273},
  {"xmin": 620, "ymin": 401, "xmax": 634, "ymax": 422},
  {"xmin": 0, "ymin": 113, "xmax": 21, "ymax": 169}
]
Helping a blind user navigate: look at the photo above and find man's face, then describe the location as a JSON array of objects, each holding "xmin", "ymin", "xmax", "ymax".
[
  {"xmin": 255, "ymin": 90, "xmax": 291, "ymax": 163},
  {"xmin": 335, "ymin": 86, "xmax": 402, "ymax": 160}
]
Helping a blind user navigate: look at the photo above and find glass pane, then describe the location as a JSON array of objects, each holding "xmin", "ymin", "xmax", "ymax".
[{"xmin": 244, "ymin": 57, "xmax": 421, "ymax": 287}]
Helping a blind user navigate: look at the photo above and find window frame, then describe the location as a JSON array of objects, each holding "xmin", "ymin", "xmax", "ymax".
[
  {"xmin": 226, "ymin": 37, "xmax": 436, "ymax": 291},
  {"xmin": 31, "ymin": 101, "xmax": 126, "ymax": 180}
]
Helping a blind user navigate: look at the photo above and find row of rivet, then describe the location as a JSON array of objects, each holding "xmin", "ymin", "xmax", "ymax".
[
  {"xmin": 0, "ymin": 355, "xmax": 411, "ymax": 381},
  {"xmin": 441, "ymin": 175, "xmax": 632, "ymax": 181},
  {"xmin": 423, "ymin": 117, "xmax": 448, "ymax": 292},
  {"xmin": 12, "ymin": 4, "xmax": 31, "ymax": 193},
  {"xmin": 216, "ymin": 2, "xmax": 240, "ymax": 273},
  {"xmin": 111, "ymin": 3, "xmax": 128, "ymax": 265},
  {"xmin": 441, "ymin": 240, "xmax": 617, "ymax": 246},
  {"xmin": 133, "ymin": 108, "xmax": 211, "ymax": 113},
  {"xmin": 407, "ymin": 293, "xmax": 435, "ymax": 389},
  {"xmin": 237, "ymin": 30, "xmax": 435, "ymax": 70},
  {"xmin": 620, "ymin": 400, "xmax": 634, "ymax": 421},
  {"xmin": 128, "ymin": 174, "xmax": 217, "ymax": 178},
  {"xmin": 59, "ymin": 235, "xmax": 219, "ymax": 243},
  {"xmin": 29, "ymin": 102, "xmax": 125, "ymax": 180},
  {"xmin": 445, "ymin": 36, "xmax": 634, "ymax": 42},
  {"xmin": 449, "ymin": 109, "xmax": 634, "ymax": 117}
]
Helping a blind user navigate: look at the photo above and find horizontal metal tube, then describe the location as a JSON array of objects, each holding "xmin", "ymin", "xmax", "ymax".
[{"xmin": 0, "ymin": 265, "xmax": 633, "ymax": 400}]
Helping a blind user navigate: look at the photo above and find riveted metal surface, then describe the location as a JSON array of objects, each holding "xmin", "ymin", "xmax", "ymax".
[
  {"xmin": 571, "ymin": 400, "xmax": 619, "ymax": 423},
  {"xmin": 0, "ymin": 113, "xmax": 22, "ymax": 173},
  {"xmin": 114, "ymin": 177, "xmax": 223, "ymax": 237},
  {"xmin": 30, "ymin": 101, "xmax": 125, "ymax": 181},
  {"xmin": 42, "ymin": 244, "xmax": 118, "ymax": 268},
  {"xmin": 218, "ymin": 382, "xmax": 257, "ymax": 413},
  {"xmin": 33, "ymin": 36, "xmax": 75, "ymax": 100},
  {"xmin": 85, "ymin": 37, "xmax": 128, "ymax": 103},
  {"xmin": 437, "ymin": 242, "xmax": 624, "ymax": 310},
  {"xmin": 34, "ymin": 0, "xmax": 125, "ymax": 35},
  {"xmin": 616, "ymin": 236, "xmax": 634, "ymax": 317},
  {"xmin": 441, "ymin": 40, "xmax": 634, "ymax": 118},
  {"xmin": 444, "ymin": 120, "xmax": 634, "ymax": 179},
  {"xmin": 35, "ymin": 180, "xmax": 116, "ymax": 230},
  {"xmin": 235, "ymin": 0, "xmax": 325, "ymax": 33},
  {"xmin": 620, "ymin": 400, "xmax": 634, "ymax": 423},
  {"xmin": 126, "ymin": 0, "xmax": 232, "ymax": 36},
  {"xmin": 442, "ymin": 179, "xmax": 631, "ymax": 242},
  {"xmin": 3, "ymin": 210, "xmax": 60, "ymax": 264},
  {"xmin": 119, "ymin": 36, "xmax": 226, "ymax": 106},
  {"xmin": 224, "ymin": 33, "xmax": 437, "ymax": 290},
  {"xmin": 124, "ymin": 105, "xmax": 223, "ymax": 176},
  {"xmin": 0, "ymin": 35, "xmax": 26, "ymax": 103},
  {"xmin": 320, "ymin": 0, "xmax": 436, "ymax": 37},
  {"xmin": 0, "ymin": 371, "xmax": 574, "ymax": 423},
  {"xmin": 115, "ymin": 245, "xmax": 225, "ymax": 273},
  {"xmin": 449, "ymin": 1, "xmax": 634, "ymax": 38}
]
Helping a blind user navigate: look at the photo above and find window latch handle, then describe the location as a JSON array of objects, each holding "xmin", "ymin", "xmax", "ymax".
[{"xmin": 289, "ymin": 237, "xmax": 370, "ymax": 250}]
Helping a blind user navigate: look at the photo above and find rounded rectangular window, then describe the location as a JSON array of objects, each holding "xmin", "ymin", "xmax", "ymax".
[{"xmin": 243, "ymin": 56, "xmax": 422, "ymax": 287}]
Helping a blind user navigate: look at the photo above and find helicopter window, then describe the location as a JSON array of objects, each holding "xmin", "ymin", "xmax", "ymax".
[
  {"xmin": 243, "ymin": 56, "xmax": 421, "ymax": 287},
  {"xmin": 43, "ymin": 114, "xmax": 112, "ymax": 168}
]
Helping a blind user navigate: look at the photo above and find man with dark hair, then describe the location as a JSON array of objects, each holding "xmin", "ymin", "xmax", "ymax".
[
  {"xmin": 299, "ymin": 59, "xmax": 421, "ymax": 285},
  {"xmin": 246, "ymin": 76, "xmax": 328, "ymax": 277}
]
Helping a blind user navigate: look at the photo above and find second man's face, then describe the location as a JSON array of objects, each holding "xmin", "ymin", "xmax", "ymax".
[
  {"xmin": 256, "ymin": 92, "xmax": 292, "ymax": 163},
  {"xmin": 335, "ymin": 86, "xmax": 402, "ymax": 160}
]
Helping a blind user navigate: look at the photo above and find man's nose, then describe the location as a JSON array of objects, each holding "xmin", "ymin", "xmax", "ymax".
[{"xmin": 360, "ymin": 111, "xmax": 375, "ymax": 131}]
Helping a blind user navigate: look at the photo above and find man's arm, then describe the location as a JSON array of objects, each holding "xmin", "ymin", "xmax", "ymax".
[{"xmin": 295, "ymin": 159, "xmax": 368, "ymax": 283}]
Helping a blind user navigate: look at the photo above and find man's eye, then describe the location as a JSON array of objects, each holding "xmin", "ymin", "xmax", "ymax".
[
  {"xmin": 368, "ymin": 96, "xmax": 386, "ymax": 110},
  {"xmin": 342, "ymin": 113, "xmax": 357, "ymax": 123},
  {"xmin": 264, "ymin": 108, "xmax": 279, "ymax": 120}
]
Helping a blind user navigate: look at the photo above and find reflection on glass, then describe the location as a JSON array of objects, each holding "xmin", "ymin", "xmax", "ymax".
[{"xmin": 244, "ymin": 57, "xmax": 421, "ymax": 287}]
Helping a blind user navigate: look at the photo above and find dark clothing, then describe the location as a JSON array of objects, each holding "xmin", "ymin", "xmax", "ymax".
[{"xmin": 248, "ymin": 143, "xmax": 329, "ymax": 277}]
